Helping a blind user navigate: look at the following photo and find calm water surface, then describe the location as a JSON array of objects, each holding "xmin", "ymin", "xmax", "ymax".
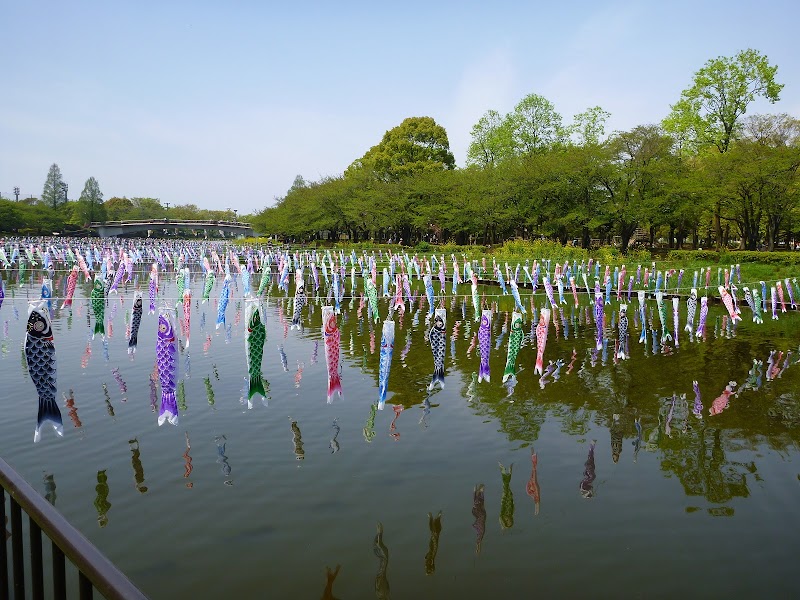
[{"xmin": 2, "ymin": 262, "xmax": 800, "ymax": 599}]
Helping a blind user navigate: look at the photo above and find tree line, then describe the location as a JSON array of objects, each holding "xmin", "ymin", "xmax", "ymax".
[
  {"xmin": 253, "ymin": 49, "xmax": 800, "ymax": 251},
  {"xmin": 0, "ymin": 164, "xmax": 243, "ymax": 235}
]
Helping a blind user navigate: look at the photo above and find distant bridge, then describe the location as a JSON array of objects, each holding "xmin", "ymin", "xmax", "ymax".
[{"xmin": 89, "ymin": 219, "xmax": 255, "ymax": 238}]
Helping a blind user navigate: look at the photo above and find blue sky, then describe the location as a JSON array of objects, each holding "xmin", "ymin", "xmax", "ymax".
[{"xmin": 2, "ymin": 1, "xmax": 799, "ymax": 215}]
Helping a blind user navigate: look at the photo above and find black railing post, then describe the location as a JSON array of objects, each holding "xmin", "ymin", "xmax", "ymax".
[
  {"xmin": 30, "ymin": 519, "xmax": 43, "ymax": 600},
  {"xmin": 79, "ymin": 572, "xmax": 93, "ymax": 600},
  {"xmin": 10, "ymin": 499, "xmax": 24, "ymax": 598},
  {"xmin": 0, "ymin": 488, "xmax": 7, "ymax": 600},
  {"xmin": 0, "ymin": 457, "xmax": 147, "ymax": 600},
  {"xmin": 52, "ymin": 541, "xmax": 66, "ymax": 600}
]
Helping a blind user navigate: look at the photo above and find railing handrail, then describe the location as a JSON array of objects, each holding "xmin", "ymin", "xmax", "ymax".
[
  {"xmin": 89, "ymin": 220, "xmax": 251, "ymax": 227},
  {"xmin": 0, "ymin": 456, "xmax": 147, "ymax": 599}
]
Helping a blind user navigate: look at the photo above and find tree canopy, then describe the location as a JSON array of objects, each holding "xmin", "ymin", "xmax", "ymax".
[
  {"xmin": 41, "ymin": 163, "xmax": 65, "ymax": 210},
  {"xmin": 663, "ymin": 48, "xmax": 783, "ymax": 154},
  {"xmin": 347, "ymin": 116, "xmax": 455, "ymax": 181}
]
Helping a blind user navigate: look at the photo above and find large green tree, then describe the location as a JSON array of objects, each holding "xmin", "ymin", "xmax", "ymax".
[
  {"xmin": 104, "ymin": 197, "xmax": 134, "ymax": 220},
  {"xmin": 41, "ymin": 163, "xmax": 65, "ymax": 210},
  {"xmin": 568, "ymin": 106, "xmax": 611, "ymax": 146},
  {"xmin": 663, "ymin": 49, "xmax": 783, "ymax": 154},
  {"xmin": 347, "ymin": 116, "xmax": 455, "ymax": 181},
  {"xmin": 663, "ymin": 49, "xmax": 783, "ymax": 247},
  {"xmin": 505, "ymin": 93, "xmax": 566, "ymax": 156},
  {"xmin": 466, "ymin": 109, "xmax": 512, "ymax": 167},
  {"xmin": 710, "ymin": 115, "xmax": 800, "ymax": 250},
  {"xmin": 602, "ymin": 125, "xmax": 676, "ymax": 252},
  {"xmin": 130, "ymin": 197, "xmax": 165, "ymax": 219},
  {"xmin": 71, "ymin": 176, "xmax": 105, "ymax": 225}
]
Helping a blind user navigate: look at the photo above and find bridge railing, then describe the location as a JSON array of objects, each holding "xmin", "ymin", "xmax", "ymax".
[
  {"xmin": 89, "ymin": 220, "xmax": 251, "ymax": 228},
  {"xmin": 1, "ymin": 456, "xmax": 147, "ymax": 600}
]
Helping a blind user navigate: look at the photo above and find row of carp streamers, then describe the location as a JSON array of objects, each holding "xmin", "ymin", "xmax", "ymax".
[{"xmin": 3, "ymin": 240, "xmax": 799, "ymax": 441}]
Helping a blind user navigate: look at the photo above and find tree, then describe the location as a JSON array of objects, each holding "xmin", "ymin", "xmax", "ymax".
[
  {"xmin": 41, "ymin": 163, "xmax": 65, "ymax": 210},
  {"xmin": 347, "ymin": 116, "xmax": 455, "ymax": 181},
  {"xmin": 75, "ymin": 176, "xmax": 104, "ymax": 224},
  {"xmin": 603, "ymin": 125, "xmax": 676, "ymax": 252},
  {"xmin": 104, "ymin": 197, "xmax": 134, "ymax": 220},
  {"xmin": 663, "ymin": 49, "xmax": 784, "ymax": 247},
  {"xmin": 288, "ymin": 175, "xmax": 307, "ymax": 195},
  {"xmin": 466, "ymin": 110, "xmax": 512, "ymax": 167},
  {"xmin": 568, "ymin": 106, "xmax": 611, "ymax": 146},
  {"xmin": 663, "ymin": 49, "xmax": 783, "ymax": 154},
  {"xmin": 0, "ymin": 199, "xmax": 24, "ymax": 232},
  {"xmin": 130, "ymin": 197, "xmax": 165, "ymax": 219},
  {"xmin": 710, "ymin": 115, "xmax": 800, "ymax": 250},
  {"xmin": 505, "ymin": 94, "xmax": 566, "ymax": 156},
  {"xmin": 742, "ymin": 112, "xmax": 800, "ymax": 147}
]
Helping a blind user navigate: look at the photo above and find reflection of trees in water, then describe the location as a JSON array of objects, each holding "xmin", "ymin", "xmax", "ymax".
[
  {"xmin": 319, "ymin": 290, "xmax": 799, "ymax": 507},
  {"xmin": 661, "ymin": 427, "xmax": 753, "ymax": 504}
]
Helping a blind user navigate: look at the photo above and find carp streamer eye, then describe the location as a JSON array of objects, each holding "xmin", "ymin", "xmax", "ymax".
[
  {"xmin": 34, "ymin": 319, "xmax": 45, "ymax": 332},
  {"xmin": 159, "ymin": 323, "xmax": 167, "ymax": 333}
]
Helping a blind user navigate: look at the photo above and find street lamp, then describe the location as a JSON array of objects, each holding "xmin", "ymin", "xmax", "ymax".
[{"xmin": 233, "ymin": 209, "xmax": 238, "ymax": 222}]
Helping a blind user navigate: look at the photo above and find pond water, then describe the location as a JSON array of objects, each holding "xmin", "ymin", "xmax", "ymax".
[{"xmin": 2, "ymin": 254, "xmax": 800, "ymax": 599}]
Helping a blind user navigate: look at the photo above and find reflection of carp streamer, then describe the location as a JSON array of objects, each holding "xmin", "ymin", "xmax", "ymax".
[
  {"xmin": 64, "ymin": 389, "xmax": 82, "ymax": 428},
  {"xmin": 424, "ymin": 511, "xmax": 442, "ymax": 575},
  {"xmin": 472, "ymin": 484, "xmax": 486, "ymax": 554},
  {"xmin": 290, "ymin": 419, "xmax": 305, "ymax": 460},
  {"xmin": 215, "ymin": 435, "xmax": 233, "ymax": 485},
  {"xmin": 94, "ymin": 470, "xmax": 112, "ymax": 528},
  {"xmin": 389, "ymin": 405, "xmax": 403, "ymax": 441},
  {"xmin": 363, "ymin": 403, "xmax": 377, "ymax": 442},
  {"xmin": 526, "ymin": 450, "xmax": 540, "ymax": 515},
  {"xmin": 610, "ymin": 414, "xmax": 623, "ymax": 463},
  {"xmin": 129, "ymin": 438, "xmax": 148, "ymax": 494},
  {"xmin": 183, "ymin": 432, "xmax": 193, "ymax": 487},
  {"xmin": 580, "ymin": 441, "xmax": 597, "ymax": 498},
  {"xmin": 499, "ymin": 463, "xmax": 514, "ymax": 530},
  {"xmin": 321, "ymin": 565, "xmax": 341, "ymax": 600},
  {"xmin": 373, "ymin": 522, "xmax": 390, "ymax": 600},
  {"xmin": 44, "ymin": 473, "xmax": 57, "ymax": 506}
]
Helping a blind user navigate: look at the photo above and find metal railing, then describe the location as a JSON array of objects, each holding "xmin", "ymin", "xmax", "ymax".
[
  {"xmin": 1, "ymin": 457, "xmax": 147, "ymax": 600},
  {"xmin": 88, "ymin": 220, "xmax": 251, "ymax": 227}
]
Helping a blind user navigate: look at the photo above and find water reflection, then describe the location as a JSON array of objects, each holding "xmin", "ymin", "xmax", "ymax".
[
  {"xmin": 424, "ymin": 511, "xmax": 442, "ymax": 575},
  {"xmin": 499, "ymin": 463, "xmax": 514, "ymax": 530},
  {"xmin": 321, "ymin": 565, "xmax": 341, "ymax": 600},
  {"xmin": 129, "ymin": 438, "xmax": 148, "ymax": 494},
  {"xmin": 329, "ymin": 419, "xmax": 340, "ymax": 454},
  {"xmin": 215, "ymin": 435, "xmax": 233, "ymax": 485},
  {"xmin": 388, "ymin": 405, "xmax": 403, "ymax": 441},
  {"xmin": 290, "ymin": 420, "xmax": 305, "ymax": 461},
  {"xmin": 63, "ymin": 388, "xmax": 82, "ymax": 429},
  {"xmin": 183, "ymin": 432, "xmax": 193, "ymax": 488},
  {"xmin": 662, "ymin": 427, "xmax": 752, "ymax": 505},
  {"xmin": 43, "ymin": 473, "xmax": 56, "ymax": 506},
  {"xmin": 373, "ymin": 522, "xmax": 390, "ymax": 600},
  {"xmin": 94, "ymin": 470, "xmax": 111, "ymax": 528},
  {"xmin": 580, "ymin": 442, "xmax": 597, "ymax": 499},
  {"xmin": 526, "ymin": 450, "xmax": 540, "ymax": 515},
  {"xmin": 363, "ymin": 403, "xmax": 377, "ymax": 443},
  {"xmin": 472, "ymin": 484, "xmax": 486, "ymax": 554}
]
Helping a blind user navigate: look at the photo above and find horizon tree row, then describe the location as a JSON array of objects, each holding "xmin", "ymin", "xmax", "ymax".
[{"xmin": 254, "ymin": 49, "xmax": 800, "ymax": 251}]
